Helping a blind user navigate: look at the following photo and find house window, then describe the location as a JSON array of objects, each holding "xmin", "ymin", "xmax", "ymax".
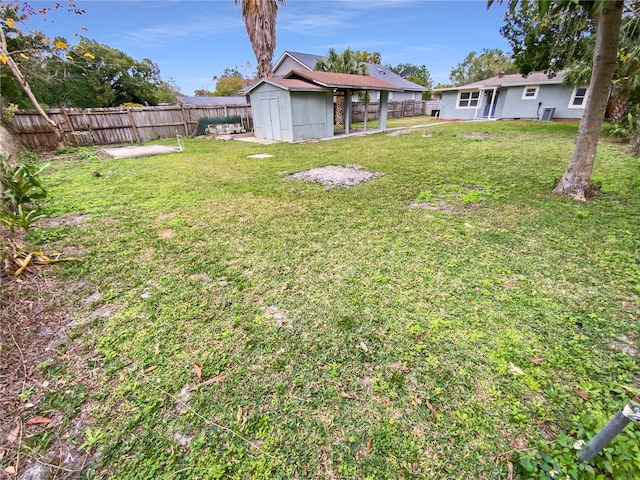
[
  {"xmin": 457, "ymin": 91, "xmax": 480, "ymax": 108},
  {"xmin": 569, "ymin": 87, "xmax": 588, "ymax": 108},
  {"xmin": 522, "ymin": 86, "xmax": 539, "ymax": 100}
]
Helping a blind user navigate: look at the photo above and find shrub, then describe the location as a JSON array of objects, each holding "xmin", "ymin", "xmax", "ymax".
[{"xmin": 0, "ymin": 153, "xmax": 49, "ymax": 232}]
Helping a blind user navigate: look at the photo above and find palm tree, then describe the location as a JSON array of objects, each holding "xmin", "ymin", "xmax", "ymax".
[
  {"xmin": 564, "ymin": 10, "xmax": 640, "ymax": 124},
  {"xmin": 314, "ymin": 48, "xmax": 369, "ymax": 126},
  {"xmin": 235, "ymin": 0, "xmax": 285, "ymax": 79}
]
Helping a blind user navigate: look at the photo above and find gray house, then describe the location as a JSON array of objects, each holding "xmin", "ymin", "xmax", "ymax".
[
  {"xmin": 272, "ymin": 51, "xmax": 428, "ymax": 102},
  {"xmin": 434, "ymin": 71, "xmax": 588, "ymax": 121},
  {"xmin": 245, "ymin": 70, "xmax": 401, "ymax": 142}
]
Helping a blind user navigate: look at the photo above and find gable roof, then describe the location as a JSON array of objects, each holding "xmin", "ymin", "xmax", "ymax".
[
  {"xmin": 243, "ymin": 77, "xmax": 327, "ymax": 95},
  {"xmin": 434, "ymin": 71, "xmax": 567, "ymax": 92},
  {"xmin": 273, "ymin": 51, "xmax": 319, "ymax": 71},
  {"xmin": 273, "ymin": 50, "xmax": 428, "ymax": 92},
  {"xmin": 366, "ymin": 64, "xmax": 427, "ymax": 91},
  {"xmin": 286, "ymin": 70, "xmax": 402, "ymax": 91}
]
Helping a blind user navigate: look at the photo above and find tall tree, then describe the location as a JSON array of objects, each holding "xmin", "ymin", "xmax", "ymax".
[
  {"xmin": 490, "ymin": 0, "xmax": 625, "ymax": 201},
  {"xmin": 315, "ymin": 48, "xmax": 369, "ymax": 126},
  {"xmin": 387, "ymin": 63, "xmax": 432, "ymax": 86},
  {"xmin": 314, "ymin": 47, "xmax": 368, "ymax": 75},
  {"xmin": 387, "ymin": 63, "xmax": 433, "ymax": 99},
  {"xmin": 213, "ymin": 75, "xmax": 243, "ymax": 96},
  {"xmin": 355, "ymin": 50, "xmax": 382, "ymax": 64},
  {"xmin": 562, "ymin": 9, "xmax": 640, "ymax": 123},
  {"xmin": 235, "ymin": 0, "xmax": 285, "ymax": 78},
  {"xmin": 449, "ymin": 48, "xmax": 517, "ymax": 85},
  {"xmin": 501, "ymin": 0, "xmax": 593, "ymax": 75},
  {"xmin": 30, "ymin": 40, "xmax": 171, "ymax": 107},
  {"xmin": 0, "ymin": 0, "xmax": 84, "ymax": 145}
]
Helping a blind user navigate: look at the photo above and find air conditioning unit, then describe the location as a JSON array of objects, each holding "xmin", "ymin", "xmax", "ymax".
[{"xmin": 540, "ymin": 107, "xmax": 555, "ymax": 121}]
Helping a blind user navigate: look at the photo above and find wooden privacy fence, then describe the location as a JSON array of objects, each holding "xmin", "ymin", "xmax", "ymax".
[
  {"xmin": 10, "ymin": 99, "xmax": 440, "ymax": 150},
  {"xmin": 11, "ymin": 104, "xmax": 253, "ymax": 150},
  {"xmin": 350, "ymin": 100, "xmax": 441, "ymax": 123}
]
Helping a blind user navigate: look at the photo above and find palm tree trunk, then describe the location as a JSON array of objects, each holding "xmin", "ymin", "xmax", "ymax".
[
  {"xmin": 335, "ymin": 95, "xmax": 345, "ymax": 126},
  {"xmin": 553, "ymin": 0, "xmax": 624, "ymax": 201}
]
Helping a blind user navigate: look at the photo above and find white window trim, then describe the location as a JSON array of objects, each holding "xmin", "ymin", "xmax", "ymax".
[
  {"xmin": 456, "ymin": 90, "xmax": 480, "ymax": 109},
  {"xmin": 568, "ymin": 86, "xmax": 588, "ymax": 109},
  {"xmin": 522, "ymin": 85, "xmax": 539, "ymax": 100}
]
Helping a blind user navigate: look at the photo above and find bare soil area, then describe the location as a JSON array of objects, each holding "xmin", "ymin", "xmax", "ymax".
[
  {"xmin": 1, "ymin": 228, "xmax": 99, "ymax": 479},
  {"xmin": 285, "ymin": 165, "xmax": 384, "ymax": 188}
]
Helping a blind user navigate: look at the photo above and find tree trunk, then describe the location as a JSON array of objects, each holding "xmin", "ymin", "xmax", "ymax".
[
  {"xmin": 631, "ymin": 132, "xmax": 640, "ymax": 157},
  {"xmin": 606, "ymin": 92, "xmax": 629, "ymax": 124},
  {"xmin": 553, "ymin": 1, "xmax": 624, "ymax": 201},
  {"xmin": 1, "ymin": 30, "xmax": 65, "ymax": 148},
  {"xmin": 335, "ymin": 95, "xmax": 345, "ymax": 126}
]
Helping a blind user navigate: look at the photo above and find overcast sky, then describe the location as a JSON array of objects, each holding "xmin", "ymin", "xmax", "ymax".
[{"xmin": 23, "ymin": 0, "xmax": 512, "ymax": 95}]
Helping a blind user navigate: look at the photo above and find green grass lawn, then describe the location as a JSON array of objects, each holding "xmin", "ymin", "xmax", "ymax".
[{"xmin": 26, "ymin": 120, "xmax": 640, "ymax": 478}]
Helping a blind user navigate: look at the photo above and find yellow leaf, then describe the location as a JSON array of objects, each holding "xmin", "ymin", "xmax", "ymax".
[
  {"xmin": 20, "ymin": 53, "xmax": 28, "ymax": 59},
  {"xmin": 0, "ymin": 55, "xmax": 8, "ymax": 65},
  {"xmin": 83, "ymin": 52, "xmax": 95, "ymax": 60},
  {"xmin": 54, "ymin": 40, "xmax": 68, "ymax": 50},
  {"xmin": 65, "ymin": 55, "xmax": 73, "ymax": 60},
  {"xmin": 7, "ymin": 18, "xmax": 15, "ymax": 27}
]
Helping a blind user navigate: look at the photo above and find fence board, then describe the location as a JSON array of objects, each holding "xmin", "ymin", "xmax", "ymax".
[{"xmin": 11, "ymin": 100, "xmax": 438, "ymax": 150}]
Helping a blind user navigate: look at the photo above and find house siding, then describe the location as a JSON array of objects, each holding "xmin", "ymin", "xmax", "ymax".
[
  {"xmin": 440, "ymin": 91, "xmax": 476, "ymax": 120},
  {"xmin": 274, "ymin": 57, "xmax": 311, "ymax": 77},
  {"xmin": 439, "ymin": 84, "xmax": 585, "ymax": 120}
]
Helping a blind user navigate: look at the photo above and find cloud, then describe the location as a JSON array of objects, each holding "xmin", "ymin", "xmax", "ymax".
[
  {"xmin": 279, "ymin": 13, "xmax": 347, "ymax": 34},
  {"xmin": 114, "ymin": 15, "xmax": 242, "ymax": 47}
]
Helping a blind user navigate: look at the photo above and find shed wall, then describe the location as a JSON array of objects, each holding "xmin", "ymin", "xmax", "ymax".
[
  {"xmin": 290, "ymin": 92, "xmax": 334, "ymax": 141},
  {"xmin": 249, "ymin": 84, "xmax": 293, "ymax": 142}
]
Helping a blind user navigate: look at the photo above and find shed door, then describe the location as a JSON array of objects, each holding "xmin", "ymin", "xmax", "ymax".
[{"xmin": 262, "ymin": 98, "xmax": 281, "ymax": 141}]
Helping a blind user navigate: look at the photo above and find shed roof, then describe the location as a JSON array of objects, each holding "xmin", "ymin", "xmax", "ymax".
[
  {"xmin": 273, "ymin": 51, "xmax": 427, "ymax": 91},
  {"xmin": 243, "ymin": 77, "xmax": 327, "ymax": 95},
  {"xmin": 434, "ymin": 71, "xmax": 566, "ymax": 92},
  {"xmin": 286, "ymin": 69, "xmax": 403, "ymax": 91}
]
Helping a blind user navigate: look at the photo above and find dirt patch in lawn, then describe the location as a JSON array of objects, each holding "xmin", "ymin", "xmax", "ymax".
[
  {"xmin": 462, "ymin": 132, "xmax": 492, "ymax": 139},
  {"xmin": 1, "ymin": 252, "xmax": 103, "ymax": 478},
  {"xmin": 286, "ymin": 165, "xmax": 384, "ymax": 189}
]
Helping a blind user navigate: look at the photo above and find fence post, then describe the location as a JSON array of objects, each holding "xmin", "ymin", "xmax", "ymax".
[
  {"xmin": 127, "ymin": 108, "xmax": 141, "ymax": 143},
  {"xmin": 179, "ymin": 104, "xmax": 189, "ymax": 136},
  {"xmin": 60, "ymin": 107, "xmax": 77, "ymax": 146}
]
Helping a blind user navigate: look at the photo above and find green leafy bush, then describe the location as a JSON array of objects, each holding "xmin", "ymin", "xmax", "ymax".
[{"xmin": 1, "ymin": 153, "xmax": 49, "ymax": 231}]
